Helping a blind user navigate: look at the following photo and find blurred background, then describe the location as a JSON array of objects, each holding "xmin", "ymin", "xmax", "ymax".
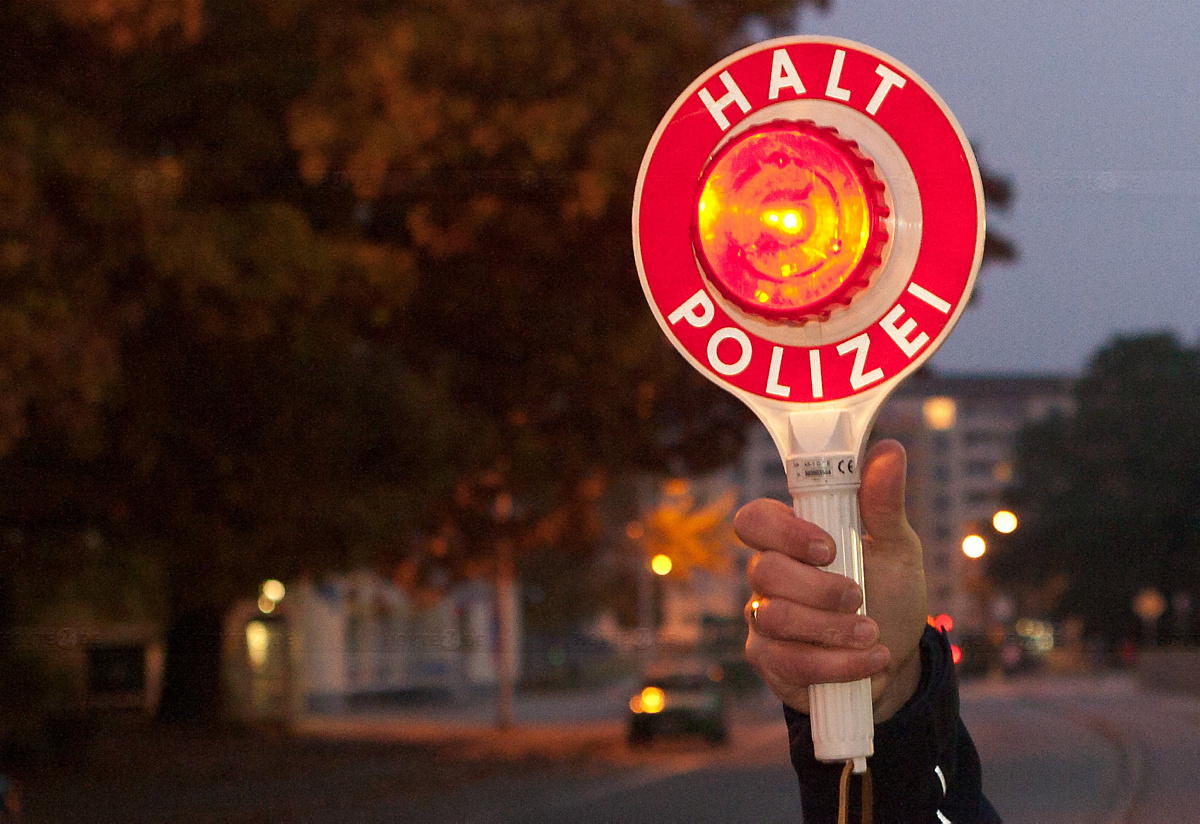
[{"xmin": 1, "ymin": 0, "xmax": 1199, "ymax": 821}]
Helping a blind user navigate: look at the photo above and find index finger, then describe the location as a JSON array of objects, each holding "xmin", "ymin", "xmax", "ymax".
[{"xmin": 734, "ymin": 499, "xmax": 836, "ymax": 566}]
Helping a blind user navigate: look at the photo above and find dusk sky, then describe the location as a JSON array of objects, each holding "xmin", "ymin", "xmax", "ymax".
[{"xmin": 801, "ymin": 1, "xmax": 1200, "ymax": 375}]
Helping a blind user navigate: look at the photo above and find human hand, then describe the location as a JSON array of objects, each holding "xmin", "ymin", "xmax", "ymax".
[{"xmin": 739, "ymin": 439, "xmax": 927, "ymax": 723}]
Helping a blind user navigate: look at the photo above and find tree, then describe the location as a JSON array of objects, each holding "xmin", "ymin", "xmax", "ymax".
[
  {"xmin": 0, "ymin": 0, "xmax": 1019, "ymax": 725},
  {"xmin": 992, "ymin": 333, "xmax": 1200, "ymax": 643},
  {"xmin": 977, "ymin": 146, "xmax": 1017, "ymax": 272}
]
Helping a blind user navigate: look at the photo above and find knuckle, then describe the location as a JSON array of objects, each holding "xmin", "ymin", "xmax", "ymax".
[
  {"xmin": 744, "ymin": 635, "xmax": 768, "ymax": 668},
  {"xmin": 733, "ymin": 500, "xmax": 770, "ymax": 543},
  {"xmin": 732, "ymin": 504, "xmax": 755, "ymax": 537},
  {"xmin": 753, "ymin": 600, "xmax": 774, "ymax": 634},
  {"xmin": 745, "ymin": 551, "xmax": 763, "ymax": 582},
  {"xmin": 746, "ymin": 553, "xmax": 774, "ymax": 590}
]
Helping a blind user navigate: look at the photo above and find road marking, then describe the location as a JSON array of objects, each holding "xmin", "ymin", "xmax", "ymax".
[
  {"xmin": 1014, "ymin": 699, "xmax": 1145, "ymax": 824},
  {"xmin": 1074, "ymin": 710, "xmax": 1146, "ymax": 824}
]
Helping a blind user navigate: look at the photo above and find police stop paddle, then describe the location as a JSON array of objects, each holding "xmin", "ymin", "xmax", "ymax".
[{"xmin": 632, "ymin": 36, "xmax": 985, "ymax": 773}]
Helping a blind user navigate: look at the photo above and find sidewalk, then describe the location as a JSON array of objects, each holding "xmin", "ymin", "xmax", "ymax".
[
  {"xmin": 293, "ymin": 678, "xmax": 783, "ymax": 755},
  {"xmin": 19, "ymin": 683, "xmax": 788, "ymax": 821},
  {"xmin": 19, "ymin": 683, "xmax": 646, "ymax": 822},
  {"xmin": 293, "ymin": 678, "xmax": 639, "ymax": 754}
]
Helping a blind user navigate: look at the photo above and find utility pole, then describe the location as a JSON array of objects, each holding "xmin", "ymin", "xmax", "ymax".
[
  {"xmin": 494, "ymin": 491, "xmax": 516, "ymax": 730},
  {"xmin": 626, "ymin": 519, "xmax": 655, "ymax": 667}
]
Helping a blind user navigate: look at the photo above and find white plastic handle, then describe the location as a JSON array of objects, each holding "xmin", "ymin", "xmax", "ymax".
[{"xmin": 793, "ymin": 483, "xmax": 873, "ymax": 772}]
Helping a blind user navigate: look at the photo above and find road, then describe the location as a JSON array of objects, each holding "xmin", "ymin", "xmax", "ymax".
[
  {"xmin": 383, "ymin": 686, "xmax": 804, "ymax": 823},
  {"xmin": 386, "ymin": 673, "xmax": 1200, "ymax": 823},
  {"xmin": 963, "ymin": 673, "xmax": 1200, "ymax": 822}
]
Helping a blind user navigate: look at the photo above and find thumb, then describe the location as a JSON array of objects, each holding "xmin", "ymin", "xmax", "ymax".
[{"xmin": 859, "ymin": 439, "xmax": 917, "ymax": 549}]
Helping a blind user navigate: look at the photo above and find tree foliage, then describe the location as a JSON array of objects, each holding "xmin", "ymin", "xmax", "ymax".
[
  {"xmin": 0, "ymin": 0, "xmax": 1018, "ymax": 658},
  {"xmin": 634, "ymin": 481, "xmax": 738, "ymax": 577},
  {"xmin": 992, "ymin": 333, "xmax": 1200, "ymax": 641},
  {"xmin": 1, "ymin": 0, "xmax": 835, "ymax": 637}
]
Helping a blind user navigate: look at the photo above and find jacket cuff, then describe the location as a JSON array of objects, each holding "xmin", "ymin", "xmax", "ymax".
[{"xmin": 784, "ymin": 626, "xmax": 991, "ymax": 822}]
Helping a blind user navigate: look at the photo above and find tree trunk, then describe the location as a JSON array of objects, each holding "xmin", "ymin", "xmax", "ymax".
[
  {"xmin": 495, "ymin": 538, "xmax": 515, "ymax": 730},
  {"xmin": 156, "ymin": 606, "xmax": 224, "ymax": 723}
]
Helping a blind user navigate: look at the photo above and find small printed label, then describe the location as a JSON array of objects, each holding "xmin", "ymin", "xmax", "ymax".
[
  {"xmin": 787, "ymin": 453, "xmax": 860, "ymax": 491},
  {"xmin": 803, "ymin": 458, "xmax": 833, "ymax": 478}
]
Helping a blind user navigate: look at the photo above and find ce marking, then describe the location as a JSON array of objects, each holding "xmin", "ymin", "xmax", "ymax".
[{"xmin": 837, "ymin": 458, "xmax": 856, "ymax": 475}]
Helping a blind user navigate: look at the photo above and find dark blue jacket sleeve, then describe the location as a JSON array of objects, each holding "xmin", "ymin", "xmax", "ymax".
[{"xmin": 784, "ymin": 626, "xmax": 1001, "ymax": 823}]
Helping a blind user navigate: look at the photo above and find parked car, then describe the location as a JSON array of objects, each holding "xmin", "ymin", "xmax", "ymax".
[{"xmin": 627, "ymin": 661, "xmax": 727, "ymax": 746}]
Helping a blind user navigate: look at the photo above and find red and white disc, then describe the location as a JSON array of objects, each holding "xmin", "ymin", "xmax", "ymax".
[{"xmin": 633, "ymin": 36, "xmax": 984, "ymax": 404}]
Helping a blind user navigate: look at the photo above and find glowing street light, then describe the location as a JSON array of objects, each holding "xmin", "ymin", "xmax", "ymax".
[
  {"xmin": 962, "ymin": 535, "xmax": 987, "ymax": 559},
  {"xmin": 245, "ymin": 620, "xmax": 270, "ymax": 670},
  {"xmin": 262, "ymin": 579, "xmax": 286, "ymax": 602},
  {"xmin": 258, "ymin": 578, "xmax": 286, "ymax": 614},
  {"xmin": 651, "ymin": 554, "xmax": 673, "ymax": 576},
  {"xmin": 992, "ymin": 510, "xmax": 1018, "ymax": 534},
  {"xmin": 923, "ymin": 397, "xmax": 957, "ymax": 431}
]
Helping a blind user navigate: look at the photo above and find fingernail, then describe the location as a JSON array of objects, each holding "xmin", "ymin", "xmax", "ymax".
[
  {"xmin": 867, "ymin": 648, "xmax": 889, "ymax": 670},
  {"xmin": 853, "ymin": 621, "xmax": 877, "ymax": 644},
  {"xmin": 840, "ymin": 586, "xmax": 862, "ymax": 612},
  {"xmin": 811, "ymin": 540, "xmax": 835, "ymax": 564}
]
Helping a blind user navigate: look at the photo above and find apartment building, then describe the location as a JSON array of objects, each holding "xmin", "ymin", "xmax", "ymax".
[{"xmin": 737, "ymin": 372, "xmax": 1074, "ymax": 631}]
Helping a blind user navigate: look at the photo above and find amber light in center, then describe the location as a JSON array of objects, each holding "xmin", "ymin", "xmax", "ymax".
[{"xmin": 693, "ymin": 121, "xmax": 889, "ymax": 323}]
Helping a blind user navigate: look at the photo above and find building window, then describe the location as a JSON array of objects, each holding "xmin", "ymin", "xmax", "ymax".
[
  {"xmin": 992, "ymin": 461, "xmax": 1014, "ymax": 483},
  {"xmin": 965, "ymin": 460, "xmax": 992, "ymax": 478},
  {"xmin": 965, "ymin": 430, "xmax": 995, "ymax": 446}
]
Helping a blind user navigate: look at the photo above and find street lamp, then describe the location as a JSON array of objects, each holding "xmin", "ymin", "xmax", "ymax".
[
  {"xmin": 258, "ymin": 579, "xmax": 286, "ymax": 614},
  {"xmin": 1133, "ymin": 587, "xmax": 1167, "ymax": 646},
  {"xmin": 627, "ymin": 519, "xmax": 656, "ymax": 662},
  {"xmin": 651, "ymin": 554, "xmax": 673, "ymax": 576},
  {"xmin": 962, "ymin": 534, "xmax": 987, "ymax": 559},
  {"xmin": 992, "ymin": 510, "xmax": 1018, "ymax": 534},
  {"xmin": 923, "ymin": 397, "xmax": 957, "ymax": 431}
]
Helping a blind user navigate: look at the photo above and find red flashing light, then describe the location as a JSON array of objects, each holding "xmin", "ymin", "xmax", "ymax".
[
  {"xmin": 692, "ymin": 121, "xmax": 889, "ymax": 324},
  {"xmin": 951, "ymin": 644, "xmax": 963, "ymax": 666},
  {"xmin": 932, "ymin": 613, "xmax": 954, "ymax": 634}
]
